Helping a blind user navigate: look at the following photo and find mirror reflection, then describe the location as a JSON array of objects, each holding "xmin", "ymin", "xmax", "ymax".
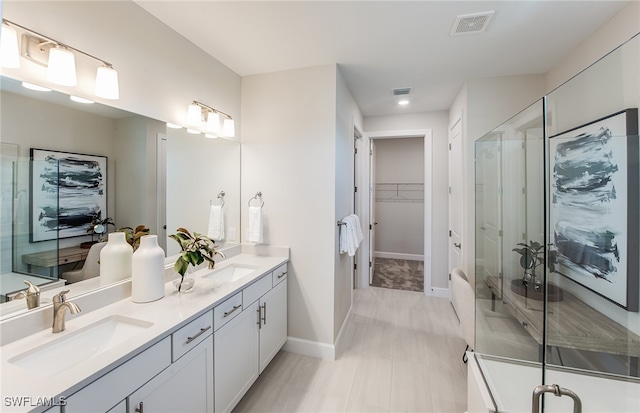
[{"xmin": 0, "ymin": 76, "xmax": 240, "ymax": 318}]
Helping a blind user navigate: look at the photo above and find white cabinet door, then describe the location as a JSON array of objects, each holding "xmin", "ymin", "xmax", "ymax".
[
  {"xmin": 128, "ymin": 337, "xmax": 214, "ymax": 413},
  {"xmin": 214, "ymin": 301, "xmax": 260, "ymax": 413},
  {"xmin": 259, "ymin": 278, "xmax": 287, "ymax": 373}
]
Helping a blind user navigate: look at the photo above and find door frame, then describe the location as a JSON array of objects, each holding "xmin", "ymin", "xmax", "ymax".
[{"xmin": 358, "ymin": 129, "xmax": 434, "ymax": 295}]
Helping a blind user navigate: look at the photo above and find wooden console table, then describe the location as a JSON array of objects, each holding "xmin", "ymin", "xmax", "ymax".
[
  {"xmin": 485, "ymin": 275, "xmax": 640, "ymax": 359},
  {"xmin": 22, "ymin": 246, "xmax": 89, "ymax": 276}
]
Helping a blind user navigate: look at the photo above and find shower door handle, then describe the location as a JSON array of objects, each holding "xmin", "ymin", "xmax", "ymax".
[{"xmin": 532, "ymin": 384, "xmax": 582, "ymax": 413}]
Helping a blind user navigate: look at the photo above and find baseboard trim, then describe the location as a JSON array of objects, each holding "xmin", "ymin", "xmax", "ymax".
[
  {"xmin": 426, "ymin": 286, "xmax": 450, "ymax": 299},
  {"xmin": 374, "ymin": 251, "xmax": 424, "ymax": 261},
  {"xmin": 283, "ymin": 336, "xmax": 336, "ymax": 360},
  {"xmin": 334, "ymin": 307, "xmax": 352, "ymax": 359}
]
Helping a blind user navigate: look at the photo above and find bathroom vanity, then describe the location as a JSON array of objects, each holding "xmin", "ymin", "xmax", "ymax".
[{"xmin": 0, "ymin": 245, "xmax": 288, "ymax": 413}]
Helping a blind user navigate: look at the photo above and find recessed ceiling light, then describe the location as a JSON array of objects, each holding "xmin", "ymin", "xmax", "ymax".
[
  {"xmin": 166, "ymin": 123, "xmax": 182, "ymax": 129},
  {"xmin": 21, "ymin": 82, "xmax": 51, "ymax": 92},
  {"xmin": 70, "ymin": 95, "xmax": 94, "ymax": 104},
  {"xmin": 398, "ymin": 100, "xmax": 410, "ymax": 106}
]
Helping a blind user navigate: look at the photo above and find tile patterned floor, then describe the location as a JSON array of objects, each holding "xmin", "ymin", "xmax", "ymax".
[
  {"xmin": 371, "ymin": 258, "xmax": 424, "ymax": 293},
  {"xmin": 233, "ymin": 287, "xmax": 467, "ymax": 413}
]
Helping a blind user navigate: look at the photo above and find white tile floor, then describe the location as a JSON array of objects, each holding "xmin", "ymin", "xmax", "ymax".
[{"xmin": 233, "ymin": 287, "xmax": 468, "ymax": 413}]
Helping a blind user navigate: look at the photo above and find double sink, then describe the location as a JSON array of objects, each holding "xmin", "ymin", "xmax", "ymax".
[{"xmin": 7, "ymin": 263, "xmax": 259, "ymax": 377}]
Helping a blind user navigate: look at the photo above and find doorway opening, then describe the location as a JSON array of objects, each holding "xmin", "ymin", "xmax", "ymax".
[{"xmin": 358, "ymin": 129, "xmax": 433, "ymax": 294}]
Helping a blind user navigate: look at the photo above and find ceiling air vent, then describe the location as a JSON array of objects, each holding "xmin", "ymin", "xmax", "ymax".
[
  {"xmin": 450, "ymin": 11, "xmax": 494, "ymax": 36},
  {"xmin": 392, "ymin": 87, "xmax": 412, "ymax": 96}
]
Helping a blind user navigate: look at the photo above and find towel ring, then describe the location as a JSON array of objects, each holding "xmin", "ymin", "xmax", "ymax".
[
  {"xmin": 211, "ymin": 191, "xmax": 225, "ymax": 207},
  {"xmin": 248, "ymin": 192, "xmax": 264, "ymax": 207}
]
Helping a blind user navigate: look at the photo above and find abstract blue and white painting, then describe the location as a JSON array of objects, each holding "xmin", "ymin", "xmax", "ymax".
[
  {"xmin": 30, "ymin": 149, "xmax": 107, "ymax": 242},
  {"xmin": 550, "ymin": 109, "xmax": 638, "ymax": 310}
]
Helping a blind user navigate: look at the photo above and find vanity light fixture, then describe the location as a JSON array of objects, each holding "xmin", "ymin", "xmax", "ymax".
[
  {"xmin": 1, "ymin": 19, "xmax": 120, "ymax": 99},
  {"xmin": 187, "ymin": 128, "xmax": 201, "ymax": 135},
  {"xmin": 205, "ymin": 134, "xmax": 219, "ymax": 139},
  {"xmin": 166, "ymin": 123, "xmax": 183, "ymax": 129},
  {"xmin": 185, "ymin": 101, "xmax": 234, "ymax": 137},
  {"xmin": 0, "ymin": 22, "xmax": 20, "ymax": 68},
  {"xmin": 47, "ymin": 46, "xmax": 76, "ymax": 86}
]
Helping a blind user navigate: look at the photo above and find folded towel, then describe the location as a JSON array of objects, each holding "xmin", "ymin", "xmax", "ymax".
[
  {"xmin": 248, "ymin": 206, "xmax": 263, "ymax": 244},
  {"xmin": 340, "ymin": 214, "xmax": 363, "ymax": 256},
  {"xmin": 207, "ymin": 205, "xmax": 225, "ymax": 241}
]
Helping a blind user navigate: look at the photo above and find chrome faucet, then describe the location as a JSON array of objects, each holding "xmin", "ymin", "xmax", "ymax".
[
  {"xmin": 52, "ymin": 290, "xmax": 81, "ymax": 333},
  {"xmin": 13, "ymin": 280, "xmax": 41, "ymax": 309}
]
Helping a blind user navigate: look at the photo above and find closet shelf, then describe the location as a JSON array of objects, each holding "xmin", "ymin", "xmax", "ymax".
[{"xmin": 375, "ymin": 182, "xmax": 424, "ymax": 203}]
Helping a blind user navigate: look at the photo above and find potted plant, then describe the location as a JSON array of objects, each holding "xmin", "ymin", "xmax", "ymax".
[
  {"xmin": 512, "ymin": 240, "xmax": 544, "ymax": 290},
  {"xmin": 169, "ymin": 227, "xmax": 224, "ymax": 292},
  {"xmin": 118, "ymin": 225, "xmax": 150, "ymax": 251},
  {"xmin": 84, "ymin": 214, "xmax": 115, "ymax": 247}
]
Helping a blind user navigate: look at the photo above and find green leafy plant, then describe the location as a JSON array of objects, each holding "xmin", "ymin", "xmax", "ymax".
[
  {"xmin": 118, "ymin": 225, "xmax": 150, "ymax": 251},
  {"xmin": 87, "ymin": 214, "xmax": 115, "ymax": 242},
  {"xmin": 169, "ymin": 227, "xmax": 224, "ymax": 291},
  {"xmin": 513, "ymin": 240, "xmax": 545, "ymax": 288}
]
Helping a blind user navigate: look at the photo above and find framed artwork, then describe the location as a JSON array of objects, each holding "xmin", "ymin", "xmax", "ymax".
[
  {"xmin": 30, "ymin": 148, "xmax": 107, "ymax": 242},
  {"xmin": 550, "ymin": 108, "xmax": 638, "ymax": 311}
]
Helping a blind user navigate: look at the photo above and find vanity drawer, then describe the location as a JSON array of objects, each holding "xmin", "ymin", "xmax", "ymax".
[
  {"xmin": 213, "ymin": 292, "xmax": 243, "ymax": 331},
  {"xmin": 272, "ymin": 264, "xmax": 288, "ymax": 287},
  {"xmin": 243, "ymin": 274, "xmax": 271, "ymax": 308},
  {"xmin": 172, "ymin": 310, "xmax": 213, "ymax": 362}
]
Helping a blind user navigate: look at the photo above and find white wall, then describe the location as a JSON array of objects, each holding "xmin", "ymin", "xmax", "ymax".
[
  {"xmin": 166, "ymin": 131, "xmax": 241, "ymax": 256},
  {"xmin": 373, "ymin": 138, "xmax": 424, "ymax": 257},
  {"xmin": 364, "ymin": 112, "xmax": 449, "ymax": 289},
  {"xmin": 241, "ymin": 64, "xmax": 338, "ymax": 350},
  {"xmin": 334, "ymin": 67, "xmax": 363, "ymax": 342}
]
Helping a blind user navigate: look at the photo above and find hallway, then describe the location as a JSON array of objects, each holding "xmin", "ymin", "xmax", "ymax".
[{"xmin": 233, "ymin": 287, "xmax": 467, "ymax": 412}]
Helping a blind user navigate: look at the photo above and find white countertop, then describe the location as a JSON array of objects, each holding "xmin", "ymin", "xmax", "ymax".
[{"xmin": 0, "ymin": 249, "xmax": 288, "ymax": 412}]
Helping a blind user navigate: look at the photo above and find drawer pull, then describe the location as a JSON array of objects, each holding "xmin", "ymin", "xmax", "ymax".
[
  {"xmin": 223, "ymin": 304, "xmax": 242, "ymax": 318},
  {"xmin": 185, "ymin": 325, "xmax": 211, "ymax": 344},
  {"xmin": 278, "ymin": 271, "xmax": 287, "ymax": 279}
]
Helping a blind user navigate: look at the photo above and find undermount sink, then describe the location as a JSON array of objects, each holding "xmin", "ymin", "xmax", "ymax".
[
  {"xmin": 9, "ymin": 315, "xmax": 153, "ymax": 377},
  {"xmin": 203, "ymin": 264, "xmax": 258, "ymax": 283}
]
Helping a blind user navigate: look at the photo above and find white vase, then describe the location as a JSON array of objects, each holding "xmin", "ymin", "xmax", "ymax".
[
  {"xmin": 132, "ymin": 235, "xmax": 166, "ymax": 303},
  {"xmin": 100, "ymin": 232, "xmax": 133, "ymax": 286}
]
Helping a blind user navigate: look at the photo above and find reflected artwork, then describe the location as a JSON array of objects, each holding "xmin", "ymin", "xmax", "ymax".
[{"xmin": 30, "ymin": 148, "xmax": 107, "ymax": 242}]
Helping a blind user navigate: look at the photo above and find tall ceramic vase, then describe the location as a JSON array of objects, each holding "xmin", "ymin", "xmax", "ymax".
[
  {"xmin": 132, "ymin": 235, "xmax": 165, "ymax": 303},
  {"xmin": 100, "ymin": 232, "xmax": 133, "ymax": 286}
]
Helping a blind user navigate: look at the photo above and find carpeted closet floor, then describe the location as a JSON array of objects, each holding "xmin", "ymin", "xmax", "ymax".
[{"xmin": 371, "ymin": 257, "xmax": 424, "ymax": 292}]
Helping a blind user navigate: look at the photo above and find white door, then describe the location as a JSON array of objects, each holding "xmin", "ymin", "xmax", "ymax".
[
  {"xmin": 448, "ymin": 118, "xmax": 463, "ymax": 286},
  {"xmin": 369, "ymin": 140, "xmax": 377, "ymax": 285}
]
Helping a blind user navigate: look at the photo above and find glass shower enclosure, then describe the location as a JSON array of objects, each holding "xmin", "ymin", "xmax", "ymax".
[{"xmin": 473, "ymin": 33, "xmax": 639, "ymax": 412}]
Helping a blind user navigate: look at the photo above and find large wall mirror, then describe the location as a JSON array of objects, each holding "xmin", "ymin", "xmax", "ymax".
[{"xmin": 0, "ymin": 76, "xmax": 240, "ymax": 318}]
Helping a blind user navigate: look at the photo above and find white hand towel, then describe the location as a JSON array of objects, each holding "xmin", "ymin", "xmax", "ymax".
[
  {"xmin": 340, "ymin": 214, "xmax": 364, "ymax": 256},
  {"xmin": 248, "ymin": 206, "xmax": 263, "ymax": 244},
  {"xmin": 339, "ymin": 222, "xmax": 348, "ymax": 254},
  {"xmin": 207, "ymin": 205, "xmax": 225, "ymax": 241}
]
